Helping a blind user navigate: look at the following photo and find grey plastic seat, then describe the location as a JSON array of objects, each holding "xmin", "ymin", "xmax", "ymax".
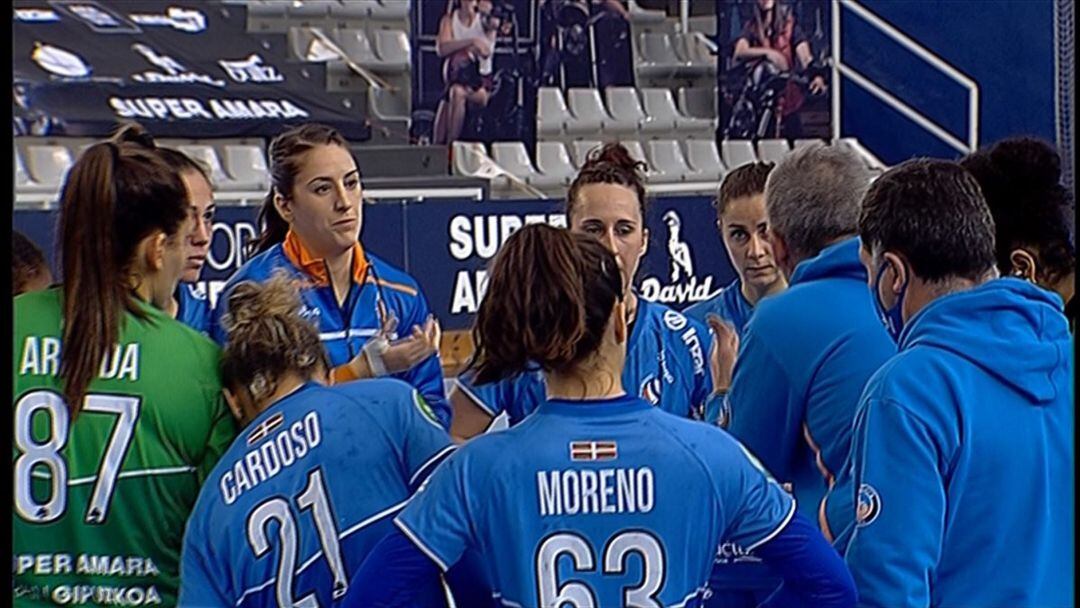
[
  {"xmin": 330, "ymin": 0, "xmax": 374, "ymax": 19},
  {"xmin": 247, "ymin": 0, "xmax": 290, "ymax": 17},
  {"xmin": 721, "ymin": 140, "xmax": 758, "ymax": 170},
  {"xmin": 368, "ymin": 86, "xmax": 410, "ymax": 120},
  {"xmin": 793, "ymin": 138, "xmax": 824, "ymax": 151},
  {"xmin": 287, "ymin": 0, "xmax": 335, "ymax": 19},
  {"xmin": 647, "ymin": 140, "xmax": 695, "ymax": 182},
  {"xmin": 179, "ymin": 145, "xmax": 249, "ymax": 190},
  {"xmin": 627, "ymin": 0, "xmax": 666, "ymax": 24},
  {"xmin": 757, "ymin": 139, "xmax": 791, "ymax": 164},
  {"xmin": 536, "ymin": 142, "xmax": 578, "ymax": 186},
  {"xmin": 373, "ymin": 29, "xmax": 410, "ymax": 71},
  {"xmin": 677, "ymin": 86, "xmax": 717, "ymax": 120},
  {"xmin": 372, "ymin": 0, "xmax": 409, "ymax": 19},
  {"xmin": 605, "ymin": 87, "xmax": 673, "ymax": 134},
  {"xmin": 636, "ymin": 33, "xmax": 680, "ymax": 79},
  {"xmin": 641, "ymin": 88, "xmax": 716, "ymax": 136},
  {"xmin": 570, "ymin": 140, "xmax": 603, "ymax": 168},
  {"xmin": 15, "ymin": 149, "xmax": 53, "ymax": 193},
  {"xmin": 223, "ymin": 145, "xmax": 270, "ymax": 191},
  {"xmin": 490, "ymin": 141, "xmax": 565, "ymax": 188},
  {"xmin": 620, "ymin": 140, "xmax": 672, "ymax": 183},
  {"xmin": 333, "ymin": 28, "xmax": 379, "ymax": 65},
  {"xmin": 25, "ymin": 145, "xmax": 74, "ymax": 189},
  {"xmin": 685, "ymin": 139, "xmax": 727, "ymax": 181},
  {"xmin": 537, "ymin": 87, "xmax": 571, "ymax": 135},
  {"xmin": 673, "ymin": 33, "xmax": 716, "ymax": 75},
  {"xmin": 566, "ymin": 88, "xmax": 613, "ymax": 135},
  {"xmin": 452, "ymin": 141, "xmax": 511, "ymax": 189}
]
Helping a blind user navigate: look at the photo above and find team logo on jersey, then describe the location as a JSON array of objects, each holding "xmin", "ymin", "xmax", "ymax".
[
  {"xmin": 413, "ymin": 391, "xmax": 441, "ymax": 427},
  {"xmin": 247, "ymin": 412, "xmax": 284, "ymax": 446},
  {"xmin": 856, "ymin": 483, "xmax": 882, "ymax": 526},
  {"xmin": 569, "ymin": 441, "xmax": 618, "ymax": 461},
  {"xmin": 640, "ymin": 209, "xmax": 715, "ymax": 305},
  {"xmin": 662, "ymin": 309, "xmax": 687, "ymax": 331},
  {"xmin": 639, "ymin": 375, "xmax": 662, "ymax": 405}
]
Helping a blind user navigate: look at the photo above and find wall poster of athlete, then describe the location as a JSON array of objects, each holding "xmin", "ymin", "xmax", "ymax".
[{"xmin": 717, "ymin": 0, "xmax": 831, "ymax": 141}]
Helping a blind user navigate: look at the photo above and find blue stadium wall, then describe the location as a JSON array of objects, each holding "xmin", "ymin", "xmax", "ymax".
[{"xmin": 839, "ymin": 0, "xmax": 1056, "ymax": 165}]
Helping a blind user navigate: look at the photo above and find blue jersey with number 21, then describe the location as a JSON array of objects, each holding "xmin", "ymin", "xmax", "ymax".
[
  {"xmin": 180, "ymin": 379, "xmax": 454, "ymax": 608},
  {"xmin": 396, "ymin": 395, "xmax": 794, "ymax": 607}
]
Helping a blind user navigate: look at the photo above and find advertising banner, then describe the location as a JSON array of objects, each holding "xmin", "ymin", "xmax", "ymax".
[{"xmin": 14, "ymin": 195, "xmax": 736, "ymax": 330}]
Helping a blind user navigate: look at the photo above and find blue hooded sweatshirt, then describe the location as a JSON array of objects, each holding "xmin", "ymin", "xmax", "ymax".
[{"xmin": 842, "ymin": 278, "xmax": 1074, "ymax": 608}]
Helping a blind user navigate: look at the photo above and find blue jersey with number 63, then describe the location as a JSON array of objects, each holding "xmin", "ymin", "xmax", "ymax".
[
  {"xmin": 396, "ymin": 395, "xmax": 794, "ymax": 608},
  {"xmin": 180, "ymin": 379, "xmax": 454, "ymax": 608}
]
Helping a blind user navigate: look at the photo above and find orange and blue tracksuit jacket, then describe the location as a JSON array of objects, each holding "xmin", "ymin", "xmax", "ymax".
[{"xmin": 209, "ymin": 232, "xmax": 449, "ymax": 428}]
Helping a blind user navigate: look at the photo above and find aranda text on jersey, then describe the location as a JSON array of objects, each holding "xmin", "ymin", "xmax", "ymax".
[
  {"xmin": 219, "ymin": 411, "xmax": 322, "ymax": 505},
  {"xmin": 19, "ymin": 337, "xmax": 140, "ymax": 382},
  {"xmin": 537, "ymin": 467, "xmax": 655, "ymax": 516}
]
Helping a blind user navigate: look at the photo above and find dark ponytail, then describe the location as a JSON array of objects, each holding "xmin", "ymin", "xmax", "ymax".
[
  {"xmin": 58, "ymin": 132, "xmax": 187, "ymax": 416},
  {"xmin": 566, "ymin": 142, "xmax": 648, "ymax": 223},
  {"xmin": 469, "ymin": 224, "xmax": 624, "ymax": 384},
  {"xmin": 249, "ymin": 123, "xmax": 350, "ymax": 256}
]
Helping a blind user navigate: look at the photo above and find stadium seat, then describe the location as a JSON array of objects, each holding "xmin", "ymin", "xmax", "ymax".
[
  {"xmin": 605, "ymin": 87, "xmax": 674, "ymax": 134},
  {"xmin": 636, "ymin": 33, "xmax": 680, "ymax": 79},
  {"xmin": 672, "ymin": 33, "xmax": 716, "ymax": 76},
  {"xmin": 720, "ymin": 140, "xmax": 758, "ymax": 169},
  {"xmin": 536, "ymin": 142, "xmax": 577, "ymax": 186},
  {"xmin": 25, "ymin": 145, "xmax": 73, "ymax": 189},
  {"xmin": 333, "ymin": 28, "xmax": 379, "ymax": 66},
  {"xmin": 641, "ymin": 88, "xmax": 717, "ymax": 135},
  {"xmin": 15, "ymin": 148, "xmax": 53, "ymax": 193},
  {"xmin": 368, "ymin": 86, "xmax": 409, "ymax": 120},
  {"xmin": 647, "ymin": 140, "xmax": 695, "ymax": 182},
  {"xmin": 757, "ymin": 139, "xmax": 791, "ymax": 164},
  {"xmin": 570, "ymin": 140, "xmax": 603, "ymax": 168},
  {"xmin": 373, "ymin": 29, "xmax": 411, "ymax": 72},
  {"xmin": 685, "ymin": 139, "xmax": 727, "ymax": 181},
  {"xmin": 620, "ymin": 140, "xmax": 672, "ymax": 183},
  {"xmin": 567, "ymin": 88, "xmax": 614, "ymax": 135},
  {"xmin": 178, "ymin": 145, "xmax": 240, "ymax": 191},
  {"xmin": 329, "ymin": 0, "xmax": 373, "ymax": 19},
  {"xmin": 537, "ymin": 87, "xmax": 571, "ymax": 136},
  {"xmin": 372, "ymin": 0, "xmax": 410, "ymax": 19},
  {"xmin": 223, "ymin": 145, "xmax": 270, "ymax": 192},
  {"xmin": 677, "ymin": 86, "xmax": 717, "ymax": 120},
  {"xmin": 488, "ymin": 142, "xmax": 557, "ymax": 190},
  {"xmin": 627, "ymin": 0, "xmax": 666, "ymax": 24},
  {"xmin": 451, "ymin": 141, "xmax": 510, "ymax": 189},
  {"xmin": 793, "ymin": 138, "xmax": 825, "ymax": 150},
  {"xmin": 287, "ymin": 0, "xmax": 335, "ymax": 20}
]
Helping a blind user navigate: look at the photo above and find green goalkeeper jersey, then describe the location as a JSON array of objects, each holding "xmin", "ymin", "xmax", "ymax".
[{"xmin": 12, "ymin": 288, "xmax": 237, "ymax": 607}]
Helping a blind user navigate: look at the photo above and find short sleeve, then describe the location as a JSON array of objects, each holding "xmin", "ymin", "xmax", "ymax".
[
  {"xmin": 715, "ymin": 434, "xmax": 797, "ymax": 552},
  {"xmin": 399, "ymin": 390, "xmax": 456, "ymax": 489},
  {"xmin": 394, "ymin": 453, "xmax": 477, "ymax": 572}
]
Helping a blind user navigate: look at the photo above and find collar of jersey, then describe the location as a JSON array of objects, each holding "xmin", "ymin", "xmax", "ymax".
[
  {"xmin": 540, "ymin": 393, "xmax": 648, "ymax": 417},
  {"xmin": 252, "ymin": 380, "xmax": 323, "ymax": 424},
  {"xmin": 282, "ymin": 230, "xmax": 368, "ymax": 288}
]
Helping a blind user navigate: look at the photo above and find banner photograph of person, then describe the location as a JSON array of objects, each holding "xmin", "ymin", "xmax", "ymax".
[{"xmin": 717, "ymin": 0, "xmax": 831, "ymax": 140}]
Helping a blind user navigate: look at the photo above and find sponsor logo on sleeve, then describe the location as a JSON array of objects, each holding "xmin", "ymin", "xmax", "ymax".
[
  {"xmin": 413, "ymin": 391, "xmax": 441, "ymax": 427},
  {"xmin": 640, "ymin": 209, "xmax": 716, "ymax": 306},
  {"xmin": 218, "ymin": 54, "xmax": 284, "ymax": 84},
  {"xmin": 129, "ymin": 6, "xmax": 206, "ymax": 33},
  {"xmin": 856, "ymin": 483, "xmax": 881, "ymax": 526}
]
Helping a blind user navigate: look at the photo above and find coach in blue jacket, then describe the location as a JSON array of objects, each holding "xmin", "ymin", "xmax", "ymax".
[
  {"xmin": 719, "ymin": 143, "xmax": 895, "ymax": 536},
  {"xmin": 841, "ymin": 159, "xmax": 1073, "ymax": 607}
]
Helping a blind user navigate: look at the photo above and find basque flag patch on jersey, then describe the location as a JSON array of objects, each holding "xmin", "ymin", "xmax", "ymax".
[
  {"xmin": 247, "ymin": 412, "xmax": 284, "ymax": 446},
  {"xmin": 570, "ymin": 441, "xmax": 618, "ymax": 461}
]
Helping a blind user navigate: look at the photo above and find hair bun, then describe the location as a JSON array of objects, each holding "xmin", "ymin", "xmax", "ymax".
[
  {"xmin": 110, "ymin": 122, "xmax": 156, "ymax": 150},
  {"xmin": 223, "ymin": 272, "xmax": 304, "ymax": 335},
  {"xmin": 584, "ymin": 142, "xmax": 646, "ymax": 177}
]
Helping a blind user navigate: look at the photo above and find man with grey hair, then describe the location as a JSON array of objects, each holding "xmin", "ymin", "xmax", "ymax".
[{"xmin": 712, "ymin": 143, "xmax": 895, "ymax": 566}]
